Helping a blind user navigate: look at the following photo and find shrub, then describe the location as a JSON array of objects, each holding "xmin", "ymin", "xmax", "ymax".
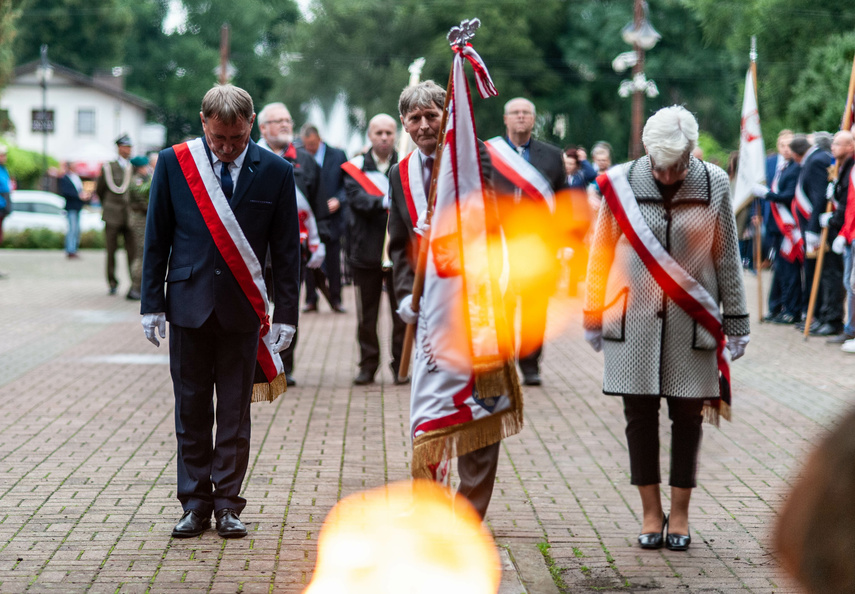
[{"xmin": 1, "ymin": 229, "xmax": 105, "ymax": 249}]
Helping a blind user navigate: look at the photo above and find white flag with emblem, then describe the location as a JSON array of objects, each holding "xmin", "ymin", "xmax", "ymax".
[{"xmin": 733, "ymin": 68, "xmax": 766, "ymax": 214}]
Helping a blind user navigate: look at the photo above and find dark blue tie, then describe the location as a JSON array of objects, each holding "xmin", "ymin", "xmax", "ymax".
[{"xmin": 220, "ymin": 162, "xmax": 233, "ymax": 201}]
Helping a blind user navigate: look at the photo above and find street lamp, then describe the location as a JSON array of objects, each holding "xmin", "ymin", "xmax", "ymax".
[
  {"xmin": 36, "ymin": 44, "xmax": 53, "ymax": 183},
  {"xmin": 612, "ymin": 0, "xmax": 660, "ymax": 160}
]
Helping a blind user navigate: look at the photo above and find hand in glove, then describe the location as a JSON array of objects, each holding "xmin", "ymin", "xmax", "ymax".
[
  {"xmin": 832, "ymin": 235, "xmax": 847, "ymax": 255},
  {"xmin": 270, "ymin": 323, "xmax": 296, "ymax": 353},
  {"xmin": 307, "ymin": 243, "xmax": 326, "ymax": 269},
  {"xmin": 805, "ymin": 231, "xmax": 820, "ymax": 253},
  {"xmin": 584, "ymin": 329, "xmax": 603, "ymax": 353},
  {"xmin": 414, "ymin": 210, "xmax": 430, "ymax": 237},
  {"xmin": 142, "ymin": 312, "xmax": 166, "ymax": 347},
  {"xmin": 726, "ymin": 334, "xmax": 750, "ymax": 361},
  {"xmin": 819, "ymin": 211, "xmax": 833, "ymax": 228},
  {"xmin": 382, "ymin": 191, "xmax": 392, "ymax": 210},
  {"xmin": 751, "ymin": 183, "xmax": 770, "ymax": 198},
  {"xmin": 396, "ymin": 294, "xmax": 419, "ymax": 324}
]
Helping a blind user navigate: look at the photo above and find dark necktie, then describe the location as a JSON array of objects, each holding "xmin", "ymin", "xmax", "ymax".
[
  {"xmin": 220, "ymin": 162, "xmax": 233, "ymax": 201},
  {"xmin": 423, "ymin": 156, "xmax": 434, "ymax": 197}
]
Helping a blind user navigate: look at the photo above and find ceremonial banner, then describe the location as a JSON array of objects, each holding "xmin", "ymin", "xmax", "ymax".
[
  {"xmin": 598, "ymin": 166, "xmax": 731, "ymax": 424},
  {"xmin": 733, "ymin": 68, "xmax": 765, "ymax": 214},
  {"xmin": 410, "ymin": 44, "xmax": 522, "ymax": 481},
  {"xmin": 174, "ymin": 138, "xmax": 287, "ymax": 403}
]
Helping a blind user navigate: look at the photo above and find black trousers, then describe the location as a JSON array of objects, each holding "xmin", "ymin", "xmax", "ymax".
[
  {"xmin": 818, "ymin": 250, "xmax": 844, "ymax": 326},
  {"xmin": 458, "ymin": 441, "xmax": 501, "ymax": 519},
  {"xmin": 504, "ymin": 277, "xmax": 548, "ymax": 376},
  {"xmin": 774, "ymin": 254, "xmax": 803, "ymax": 317},
  {"xmin": 353, "ymin": 266, "xmax": 406, "ymax": 374},
  {"xmin": 305, "ymin": 236, "xmax": 342, "ymax": 307},
  {"xmin": 170, "ymin": 313, "xmax": 259, "ymax": 515},
  {"xmin": 623, "ymin": 396, "xmax": 704, "ymax": 489}
]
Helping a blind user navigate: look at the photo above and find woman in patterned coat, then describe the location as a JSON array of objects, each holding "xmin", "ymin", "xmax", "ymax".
[{"xmin": 583, "ymin": 106, "xmax": 750, "ymax": 551}]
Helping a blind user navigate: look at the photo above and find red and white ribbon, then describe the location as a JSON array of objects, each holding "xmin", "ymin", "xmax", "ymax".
[
  {"xmin": 771, "ymin": 202, "xmax": 804, "ymax": 262},
  {"xmin": 341, "ymin": 155, "xmax": 390, "ymax": 197},
  {"xmin": 485, "ymin": 136, "xmax": 555, "ymax": 212},
  {"xmin": 398, "ymin": 150, "xmax": 429, "ymax": 226},
  {"xmin": 173, "ymin": 138, "xmax": 284, "ymax": 385},
  {"xmin": 597, "ymin": 166, "xmax": 731, "ymax": 409},
  {"xmin": 454, "ymin": 43, "xmax": 498, "ymax": 99},
  {"xmin": 794, "ymin": 145, "xmax": 819, "ymax": 219}
]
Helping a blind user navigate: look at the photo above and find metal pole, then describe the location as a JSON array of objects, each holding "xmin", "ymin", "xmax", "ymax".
[{"xmin": 40, "ymin": 44, "xmax": 48, "ymax": 179}]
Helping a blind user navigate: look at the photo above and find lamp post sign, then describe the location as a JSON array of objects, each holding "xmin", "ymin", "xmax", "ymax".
[{"xmin": 31, "ymin": 109, "xmax": 55, "ymax": 133}]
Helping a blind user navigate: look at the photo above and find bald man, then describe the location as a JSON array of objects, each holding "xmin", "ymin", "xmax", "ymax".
[
  {"xmin": 825, "ymin": 131, "xmax": 855, "ymax": 342},
  {"xmin": 343, "ymin": 114, "xmax": 407, "ymax": 385}
]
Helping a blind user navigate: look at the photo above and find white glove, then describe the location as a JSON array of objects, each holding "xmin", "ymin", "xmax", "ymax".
[
  {"xmin": 832, "ymin": 235, "xmax": 847, "ymax": 255},
  {"xmin": 414, "ymin": 209, "xmax": 430, "ymax": 237},
  {"xmin": 819, "ymin": 212, "xmax": 833, "ymax": 228},
  {"xmin": 270, "ymin": 323, "xmax": 296, "ymax": 353},
  {"xmin": 307, "ymin": 243, "xmax": 326, "ymax": 269},
  {"xmin": 726, "ymin": 334, "xmax": 750, "ymax": 361},
  {"xmin": 142, "ymin": 313, "xmax": 166, "ymax": 347},
  {"xmin": 396, "ymin": 294, "xmax": 419, "ymax": 324},
  {"xmin": 751, "ymin": 183, "xmax": 770, "ymax": 198},
  {"xmin": 382, "ymin": 191, "xmax": 391, "ymax": 210},
  {"xmin": 584, "ymin": 329, "xmax": 603, "ymax": 352},
  {"xmin": 805, "ymin": 231, "xmax": 820, "ymax": 253}
]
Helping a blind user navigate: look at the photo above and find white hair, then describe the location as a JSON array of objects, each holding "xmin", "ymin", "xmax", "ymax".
[
  {"xmin": 642, "ymin": 105, "xmax": 698, "ymax": 167},
  {"xmin": 257, "ymin": 102, "xmax": 290, "ymax": 126}
]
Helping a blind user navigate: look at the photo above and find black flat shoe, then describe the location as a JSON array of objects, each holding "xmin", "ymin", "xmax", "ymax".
[
  {"xmin": 215, "ymin": 508, "xmax": 247, "ymax": 538},
  {"xmin": 638, "ymin": 514, "xmax": 668, "ymax": 549},
  {"xmin": 171, "ymin": 510, "xmax": 210, "ymax": 538},
  {"xmin": 665, "ymin": 526, "xmax": 691, "ymax": 551}
]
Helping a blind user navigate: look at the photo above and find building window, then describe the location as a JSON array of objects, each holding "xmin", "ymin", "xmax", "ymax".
[
  {"xmin": 77, "ymin": 109, "xmax": 96, "ymax": 134},
  {"xmin": 32, "ymin": 109, "xmax": 55, "ymax": 133}
]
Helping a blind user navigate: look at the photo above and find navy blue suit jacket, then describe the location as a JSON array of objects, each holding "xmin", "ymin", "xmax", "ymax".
[
  {"xmin": 140, "ymin": 138, "xmax": 301, "ymax": 332},
  {"xmin": 800, "ymin": 148, "xmax": 833, "ymax": 233},
  {"xmin": 59, "ymin": 175, "xmax": 85, "ymax": 211},
  {"xmin": 317, "ymin": 144, "xmax": 348, "ymax": 240}
]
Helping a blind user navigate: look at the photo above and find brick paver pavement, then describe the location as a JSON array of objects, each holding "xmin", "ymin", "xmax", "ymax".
[{"xmin": 0, "ymin": 249, "xmax": 849, "ymax": 593}]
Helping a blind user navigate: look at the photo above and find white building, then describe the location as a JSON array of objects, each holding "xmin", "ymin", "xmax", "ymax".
[{"xmin": 1, "ymin": 60, "xmax": 164, "ymax": 176}]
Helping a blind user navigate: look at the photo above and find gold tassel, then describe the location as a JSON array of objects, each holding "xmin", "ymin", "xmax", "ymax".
[
  {"xmin": 702, "ymin": 398, "xmax": 731, "ymax": 427},
  {"xmin": 411, "ymin": 358, "xmax": 524, "ymax": 479},
  {"xmin": 251, "ymin": 373, "xmax": 287, "ymax": 404}
]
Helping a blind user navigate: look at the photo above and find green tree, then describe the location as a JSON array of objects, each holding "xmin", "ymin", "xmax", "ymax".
[{"xmin": 0, "ymin": 0, "xmax": 23, "ymax": 90}]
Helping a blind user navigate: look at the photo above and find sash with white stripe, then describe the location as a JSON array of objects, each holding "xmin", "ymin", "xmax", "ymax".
[
  {"xmin": 398, "ymin": 150, "xmax": 429, "ymax": 225},
  {"xmin": 771, "ymin": 202, "xmax": 803, "ymax": 262},
  {"xmin": 794, "ymin": 145, "xmax": 819, "ymax": 219},
  {"xmin": 485, "ymin": 137, "xmax": 555, "ymax": 212},
  {"xmin": 173, "ymin": 138, "xmax": 286, "ymax": 400},
  {"xmin": 341, "ymin": 155, "xmax": 390, "ymax": 197},
  {"xmin": 597, "ymin": 166, "xmax": 731, "ymax": 420}
]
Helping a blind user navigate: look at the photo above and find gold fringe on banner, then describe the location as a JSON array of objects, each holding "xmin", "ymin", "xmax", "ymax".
[
  {"xmin": 411, "ymin": 359, "xmax": 523, "ymax": 480},
  {"xmin": 702, "ymin": 398, "xmax": 731, "ymax": 428},
  {"xmin": 251, "ymin": 373, "xmax": 287, "ymax": 404}
]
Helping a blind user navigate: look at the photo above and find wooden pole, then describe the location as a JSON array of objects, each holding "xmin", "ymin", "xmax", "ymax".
[
  {"xmin": 397, "ymin": 66, "xmax": 455, "ymax": 379},
  {"xmin": 750, "ymin": 37, "xmax": 764, "ymax": 322},
  {"xmin": 802, "ymin": 53, "xmax": 855, "ymax": 339}
]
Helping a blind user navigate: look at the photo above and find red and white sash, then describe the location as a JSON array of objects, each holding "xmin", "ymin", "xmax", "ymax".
[
  {"xmin": 484, "ymin": 137, "xmax": 555, "ymax": 212},
  {"xmin": 173, "ymin": 138, "xmax": 285, "ymax": 397},
  {"xmin": 771, "ymin": 203, "xmax": 804, "ymax": 262},
  {"xmin": 341, "ymin": 155, "xmax": 390, "ymax": 197},
  {"xmin": 598, "ymin": 166, "xmax": 731, "ymax": 418},
  {"xmin": 794, "ymin": 145, "xmax": 819, "ymax": 219},
  {"xmin": 398, "ymin": 150, "xmax": 429, "ymax": 225}
]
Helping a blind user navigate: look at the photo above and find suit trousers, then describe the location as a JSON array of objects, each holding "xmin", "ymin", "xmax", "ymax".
[
  {"xmin": 818, "ymin": 250, "xmax": 844, "ymax": 327},
  {"xmin": 504, "ymin": 276, "xmax": 548, "ymax": 376},
  {"xmin": 170, "ymin": 313, "xmax": 258, "ymax": 515},
  {"xmin": 305, "ymin": 236, "xmax": 342, "ymax": 307},
  {"xmin": 773, "ymin": 254, "xmax": 803, "ymax": 317},
  {"xmin": 802, "ymin": 257, "xmax": 822, "ymax": 316},
  {"xmin": 457, "ymin": 441, "xmax": 501, "ymax": 519},
  {"xmin": 353, "ymin": 266, "xmax": 406, "ymax": 374},
  {"xmin": 622, "ymin": 396, "xmax": 704, "ymax": 489},
  {"xmin": 104, "ymin": 221, "xmax": 136, "ymax": 290},
  {"xmin": 766, "ymin": 234, "xmax": 784, "ymax": 314}
]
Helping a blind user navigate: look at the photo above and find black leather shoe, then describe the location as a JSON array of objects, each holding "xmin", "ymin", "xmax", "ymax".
[
  {"xmin": 523, "ymin": 373, "xmax": 542, "ymax": 386},
  {"xmin": 285, "ymin": 374, "xmax": 296, "ymax": 387},
  {"xmin": 763, "ymin": 311, "xmax": 780, "ymax": 322},
  {"xmin": 638, "ymin": 515, "xmax": 668, "ymax": 549},
  {"xmin": 215, "ymin": 509, "xmax": 247, "ymax": 538},
  {"xmin": 302, "ymin": 303, "xmax": 318, "ymax": 313},
  {"xmin": 126, "ymin": 289, "xmax": 141, "ymax": 301},
  {"xmin": 172, "ymin": 510, "xmax": 210, "ymax": 538},
  {"xmin": 108, "ymin": 286, "xmax": 118, "ymax": 296},
  {"xmin": 665, "ymin": 526, "xmax": 691, "ymax": 551},
  {"xmin": 353, "ymin": 369, "xmax": 375, "ymax": 385},
  {"xmin": 811, "ymin": 323, "xmax": 843, "ymax": 336},
  {"xmin": 772, "ymin": 312, "xmax": 796, "ymax": 325},
  {"xmin": 331, "ymin": 303, "xmax": 347, "ymax": 314}
]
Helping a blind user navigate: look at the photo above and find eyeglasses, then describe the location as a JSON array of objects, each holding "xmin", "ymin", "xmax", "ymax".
[
  {"xmin": 265, "ymin": 118, "xmax": 292, "ymax": 126},
  {"xmin": 506, "ymin": 110, "xmax": 533, "ymax": 117}
]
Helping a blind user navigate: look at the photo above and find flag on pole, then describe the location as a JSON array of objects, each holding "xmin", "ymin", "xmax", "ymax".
[
  {"xmin": 733, "ymin": 68, "xmax": 766, "ymax": 214},
  {"xmin": 410, "ymin": 43, "xmax": 522, "ymax": 482}
]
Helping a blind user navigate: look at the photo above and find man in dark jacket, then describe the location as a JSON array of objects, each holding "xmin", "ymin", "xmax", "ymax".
[
  {"xmin": 58, "ymin": 162, "xmax": 87, "ymax": 259},
  {"xmin": 823, "ymin": 131, "xmax": 855, "ymax": 341}
]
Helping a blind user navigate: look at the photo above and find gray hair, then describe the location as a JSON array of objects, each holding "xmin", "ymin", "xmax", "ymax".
[
  {"xmin": 642, "ymin": 105, "xmax": 698, "ymax": 167},
  {"xmin": 813, "ymin": 131, "xmax": 833, "ymax": 152},
  {"xmin": 201, "ymin": 85, "xmax": 254, "ymax": 126},
  {"xmin": 504, "ymin": 97, "xmax": 536, "ymax": 118},
  {"xmin": 257, "ymin": 102, "xmax": 290, "ymax": 126},
  {"xmin": 398, "ymin": 80, "xmax": 445, "ymax": 117},
  {"xmin": 300, "ymin": 123, "xmax": 320, "ymax": 138}
]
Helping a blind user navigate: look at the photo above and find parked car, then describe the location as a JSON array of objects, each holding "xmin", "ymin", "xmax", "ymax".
[{"xmin": 4, "ymin": 190, "xmax": 104, "ymax": 233}]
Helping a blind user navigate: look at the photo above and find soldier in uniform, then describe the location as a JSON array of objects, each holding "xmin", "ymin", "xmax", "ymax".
[
  {"xmin": 127, "ymin": 155, "xmax": 152, "ymax": 301},
  {"xmin": 96, "ymin": 134, "xmax": 136, "ymax": 296}
]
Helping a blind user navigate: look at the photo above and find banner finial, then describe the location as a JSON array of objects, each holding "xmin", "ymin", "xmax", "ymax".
[{"xmin": 448, "ymin": 18, "xmax": 480, "ymax": 47}]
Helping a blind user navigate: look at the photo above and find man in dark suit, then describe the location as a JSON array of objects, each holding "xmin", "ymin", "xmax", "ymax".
[
  {"xmin": 490, "ymin": 97, "xmax": 566, "ymax": 386},
  {"xmin": 58, "ymin": 161, "xmax": 87, "ymax": 259},
  {"xmin": 343, "ymin": 113, "xmax": 405, "ymax": 385},
  {"xmin": 300, "ymin": 124, "xmax": 347, "ymax": 312},
  {"xmin": 761, "ymin": 129, "xmax": 793, "ymax": 311},
  {"xmin": 257, "ymin": 102, "xmax": 322, "ymax": 386},
  {"xmin": 791, "ymin": 136, "xmax": 834, "ymax": 330},
  {"xmin": 387, "ymin": 80, "xmax": 501, "ymax": 520},
  {"xmin": 141, "ymin": 85, "xmax": 300, "ymax": 539}
]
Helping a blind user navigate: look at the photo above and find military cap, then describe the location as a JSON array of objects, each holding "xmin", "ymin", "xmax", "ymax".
[
  {"xmin": 130, "ymin": 155, "xmax": 149, "ymax": 167},
  {"xmin": 115, "ymin": 134, "xmax": 133, "ymax": 146}
]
